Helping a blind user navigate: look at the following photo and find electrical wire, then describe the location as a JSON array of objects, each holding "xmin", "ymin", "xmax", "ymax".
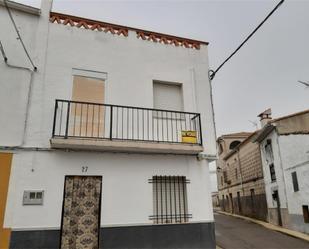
[
  {"xmin": 209, "ymin": 0, "xmax": 285, "ymax": 81},
  {"xmin": 4, "ymin": 0, "xmax": 37, "ymax": 71}
]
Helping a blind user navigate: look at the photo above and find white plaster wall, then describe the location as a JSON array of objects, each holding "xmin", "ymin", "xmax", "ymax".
[
  {"xmin": 0, "ymin": 3, "xmax": 216, "ymax": 152},
  {"xmin": 278, "ymin": 135, "xmax": 309, "ymax": 215},
  {"xmin": 4, "ymin": 151, "xmax": 213, "ymax": 229},
  {"xmin": 1, "ymin": 2, "xmax": 216, "ymax": 230},
  {"xmin": 35, "ymin": 25, "xmax": 215, "ymax": 154},
  {"xmin": 0, "ymin": 3, "xmax": 51, "ymax": 146},
  {"xmin": 259, "ymin": 131, "xmax": 288, "ymax": 209}
]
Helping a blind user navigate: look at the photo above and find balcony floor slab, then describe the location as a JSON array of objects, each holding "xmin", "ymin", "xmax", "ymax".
[{"xmin": 50, "ymin": 138, "xmax": 203, "ymax": 155}]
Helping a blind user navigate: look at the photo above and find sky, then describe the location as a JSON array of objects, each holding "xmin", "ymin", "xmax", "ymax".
[{"xmin": 17, "ymin": 0, "xmax": 309, "ymax": 137}]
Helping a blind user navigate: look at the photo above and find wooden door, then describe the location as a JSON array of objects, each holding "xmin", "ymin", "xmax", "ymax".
[{"xmin": 60, "ymin": 176, "xmax": 102, "ymax": 249}]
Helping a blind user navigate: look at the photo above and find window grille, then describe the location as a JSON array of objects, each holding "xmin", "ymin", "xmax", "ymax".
[{"xmin": 149, "ymin": 176, "xmax": 191, "ymax": 224}]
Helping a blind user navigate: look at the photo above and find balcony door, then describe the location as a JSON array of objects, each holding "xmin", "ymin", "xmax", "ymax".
[
  {"xmin": 70, "ymin": 75, "xmax": 105, "ymax": 138},
  {"xmin": 60, "ymin": 176, "xmax": 102, "ymax": 249}
]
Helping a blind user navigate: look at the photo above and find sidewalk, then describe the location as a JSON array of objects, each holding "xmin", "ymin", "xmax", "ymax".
[{"xmin": 216, "ymin": 210, "xmax": 309, "ymax": 243}]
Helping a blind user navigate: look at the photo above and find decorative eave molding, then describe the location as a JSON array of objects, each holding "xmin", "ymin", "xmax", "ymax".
[
  {"xmin": 50, "ymin": 12, "xmax": 128, "ymax": 37},
  {"xmin": 136, "ymin": 30, "xmax": 201, "ymax": 49},
  {"xmin": 49, "ymin": 12, "xmax": 208, "ymax": 49}
]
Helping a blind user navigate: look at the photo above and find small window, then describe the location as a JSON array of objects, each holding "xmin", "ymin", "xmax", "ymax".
[
  {"xmin": 229, "ymin": 140, "xmax": 241, "ymax": 150},
  {"xmin": 23, "ymin": 190, "xmax": 44, "ymax": 205},
  {"xmin": 153, "ymin": 81, "xmax": 183, "ymax": 111},
  {"xmin": 303, "ymin": 205, "xmax": 309, "ymax": 223},
  {"xmin": 235, "ymin": 168, "xmax": 238, "ymax": 179},
  {"xmin": 269, "ymin": 163, "xmax": 276, "ymax": 182},
  {"xmin": 221, "ymin": 176, "xmax": 223, "ymax": 185},
  {"xmin": 223, "ymin": 171, "xmax": 228, "ymax": 183},
  {"xmin": 291, "ymin": 172, "xmax": 299, "ymax": 192},
  {"xmin": 265, "ymin": 139, "xmax": 274, "ymax": 164},
  {"xmin": 150, "ymin": 176, "xmax": 190, "ymax": 224}
]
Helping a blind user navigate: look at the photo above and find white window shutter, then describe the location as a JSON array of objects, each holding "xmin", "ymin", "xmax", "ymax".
[{"xmin": 153, "ymin": 81, "xmax": 183, "ymax": 111}]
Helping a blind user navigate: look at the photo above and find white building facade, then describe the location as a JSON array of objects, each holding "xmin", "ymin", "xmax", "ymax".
[
  {"xmin": 254, "ymin": 109, "xmax": 309, "ymax": 234},
  {"xmin": 0, "ymin": 1, "xmax": 217, "ymax": 248}
]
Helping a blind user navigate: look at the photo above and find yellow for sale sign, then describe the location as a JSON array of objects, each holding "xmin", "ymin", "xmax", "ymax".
[{"xmin": 181, "ymin": 130, "xmax": 197, "ymax": 143}]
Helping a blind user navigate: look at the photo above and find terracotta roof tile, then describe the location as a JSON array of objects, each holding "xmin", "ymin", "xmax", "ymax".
[{"xmin": 49, "ymin": 12, "xmax": 208, "ymax": 50}]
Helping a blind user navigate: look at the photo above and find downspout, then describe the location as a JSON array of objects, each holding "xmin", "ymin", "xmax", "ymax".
[
  {"xmin": 237, "ymin": 148, "xmax": 245, "ymax": 194},
  {"xmin": 274, "ymin": 129, "xmax": 289, "ymax": 212}
]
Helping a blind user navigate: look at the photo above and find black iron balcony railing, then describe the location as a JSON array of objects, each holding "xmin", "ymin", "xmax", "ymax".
[{"xmin": 52, "ymin": 99, "xmax": 203, "ymax": 145}]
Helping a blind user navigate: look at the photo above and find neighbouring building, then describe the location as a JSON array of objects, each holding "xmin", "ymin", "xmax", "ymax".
[
  {"xmin": 0, "ymin": 1, "xmax": 217, "ymax": 248},
  {"xmin": 217, "ymin": 132, "xmax": 268, "ymax": 221},
  {"xmin": 254, "ymin": 108, "xmax": 309, "ymax": 234},
  {"xmin": 211, "ymin": 191, "xmax": 219, "ymax": 208}
]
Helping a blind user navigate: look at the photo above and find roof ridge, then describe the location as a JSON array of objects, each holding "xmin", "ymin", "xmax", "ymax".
[{"xmin": 271, "ymin": 108, "xmax": 309, "ymax": 123}]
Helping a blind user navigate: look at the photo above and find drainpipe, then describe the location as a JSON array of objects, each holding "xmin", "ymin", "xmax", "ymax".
[
  {"xmin": 237, "ymin": 148, "xmax": 245, "ymax": 194},
  {"xmin": 274, "ymin": 129, "xmax": 289, "ymax": 217}
]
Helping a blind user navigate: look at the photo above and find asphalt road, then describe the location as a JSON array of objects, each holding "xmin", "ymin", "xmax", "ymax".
[{"xmin": 215, "ymin": 212, "xmax": 309, "ymax": 249}]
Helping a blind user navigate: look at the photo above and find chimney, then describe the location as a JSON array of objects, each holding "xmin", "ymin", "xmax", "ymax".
[{"xmin": 258, "ymin": 108, "xmax": 272, "ymax": 127}]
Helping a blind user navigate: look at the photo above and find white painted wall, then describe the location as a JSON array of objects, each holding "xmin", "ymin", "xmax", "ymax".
[
  {"xmin": 278, "ymin": 135, "xmax": 309, "ymax": 216},
  {"xmin": 4, "ymin": 151, "xmax": 213, "ymax": 229},
  {"xmin": 1, "ymin": 1, "xmax": 216, "ymax": 230},
  {"xmin": 259, "ymin": 131, "xmax": 288, "ymax": 209},
  {"xmin": 0, "ymin": 2, "xmax": 50, "ymax": 146},
  {"xmin": 0, "ymin": 2, "xmax": 216, "ymax": 155},
  {"xmin": 260, "ymin": 131, "xmax": 309, "ymax": 233}
]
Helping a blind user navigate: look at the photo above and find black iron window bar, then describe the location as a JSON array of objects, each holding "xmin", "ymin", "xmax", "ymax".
[
  {"xmin": 52, "ymin": 99, "xmax": 203, "ymax": 145},
  {"xmin": 149, "ymin": 176, "xmax": 192, "ymax": 224}
]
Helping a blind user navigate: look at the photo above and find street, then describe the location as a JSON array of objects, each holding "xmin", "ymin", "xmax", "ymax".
[{"xmin": 215, "ymin": 212, "xmax": 309, "ymax": 249}]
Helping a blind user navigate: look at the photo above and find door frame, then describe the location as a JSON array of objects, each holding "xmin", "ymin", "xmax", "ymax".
[{"xmin": 59, "ymin": 175, "xmax": 103, "ymax": 248}]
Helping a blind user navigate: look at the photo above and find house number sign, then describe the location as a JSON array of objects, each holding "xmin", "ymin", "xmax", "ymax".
[{"xmin": 82, "ymin": 166, "xmax": 88, "ymax": 173}]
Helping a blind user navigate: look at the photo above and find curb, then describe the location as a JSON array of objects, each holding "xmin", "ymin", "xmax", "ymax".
[{"xmin": 216, "ymin": 210, "xmax": 309, "ymax": 243}]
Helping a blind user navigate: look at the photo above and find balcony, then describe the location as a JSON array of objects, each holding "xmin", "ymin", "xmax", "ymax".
[{"xmin": 50, "ymin": 99, "xmax": 203, "ymax": 154}]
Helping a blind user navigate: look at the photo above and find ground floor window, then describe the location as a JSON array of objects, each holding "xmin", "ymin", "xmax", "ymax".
[{"xmin": 149, "ymin": 175, "xmax": 191, "ymax": 224}]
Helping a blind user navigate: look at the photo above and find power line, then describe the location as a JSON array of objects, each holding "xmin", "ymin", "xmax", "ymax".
[
  {"xmin": 4, "ymin": 0, "xmax": 37, "ymax": 71},
  {"xmin": 209, "ymin": 0, "xmax": 285, "ymax": 81}
]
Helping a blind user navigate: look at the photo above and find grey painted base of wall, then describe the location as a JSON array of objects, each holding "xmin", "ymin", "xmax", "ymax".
[
  {"xmin": 289, "ymin": 214, "xmax": 309, "ymax": 234},
  {"xmin": 10, "ymin": 222, "xmax": 216, "ymax": 249},
  {"xmin": 268, "ymin": 208, "xmax": 289, "ymax": 227},
  {"xmin": 268, "ymin": 208, "xmax": 309, "ymax": 234},
  {"xmin": 220, "ymin": 194, "xmax": 268, "ymax": 221}
]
